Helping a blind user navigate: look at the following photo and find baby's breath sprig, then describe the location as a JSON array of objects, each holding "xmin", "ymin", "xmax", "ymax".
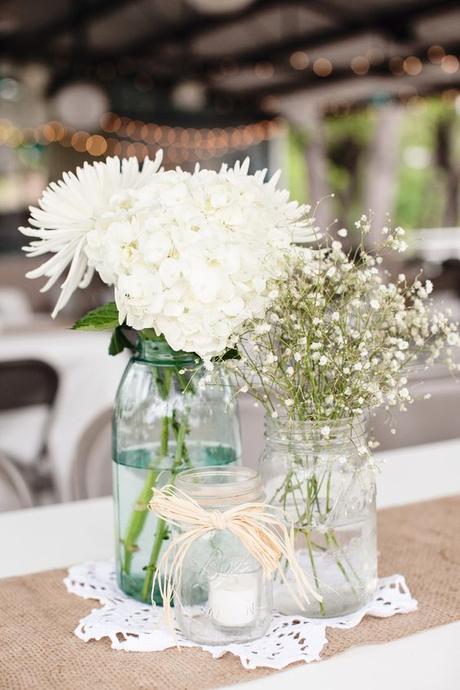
[{"xmin": 230, "ymin": 218, "xmax": 459, "ymax": 427}]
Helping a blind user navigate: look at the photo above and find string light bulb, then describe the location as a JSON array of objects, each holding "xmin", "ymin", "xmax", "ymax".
[
  {"xmin": 313, "ymin": 58, "xmax": 333, "ymax": 77},
  {"xmin": 441, "ymin": 55, "xmax": 459, "ymax": 74},
  {"xmin": 0, "ymin": 113, "xmax": 282, "ymax": 162},
  {"xmin": 254, "ymin": 62, "xmax": 275, "ymax": 79},
  {"xmin": 403, "ymin": 56, "xmax": 423, "ymax": 76},
  {"xmin": 427, "ymin": 45, "xmax": 445, "ymax": 64},
  {"xmin": 290, "ymin": 51, "xmax": 309, "ymax": 70},
  {"xmin": 350, "ymin": 56, "xmax": 370, "ymax": 76}
]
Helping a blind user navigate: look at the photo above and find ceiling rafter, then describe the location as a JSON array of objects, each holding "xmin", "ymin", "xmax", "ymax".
[
  {"xmin": 0, "ymin": 0, "xmax": 333, "ymax": 61},
  {"xmin": 193, "ymin": 0, "xmax": 460, "ymax": 74},
  {"xmin": 1, "ymin": 0, "xmax": 134, "ymax": 53},
  {"xmin": 71, "ymin": 0, "xmax": 460, "ymax": 85},
  {"xmin": 214, "ymin": 39, "xmax": 460, "ymax": 107},
  {"xmin": 1, "ymin": 0, "xmax": 459, "ymax": 116},
  {"xmin": 108, "ymin": 0, "xmax": 314, "ymax": 59},
  {"xmin": 61, "ymin": 0, "xmax": 458, "ymax": 71},
  {"xmin": 115, "ymin": 0, "xmax": 451, "ymax": 66}
]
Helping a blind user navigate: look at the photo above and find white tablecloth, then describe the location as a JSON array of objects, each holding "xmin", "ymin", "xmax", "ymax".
[
  {"xmin": 0, "ymin": 328, "xmax": 127, "ymax": 500},
  {"xmin": 1, "ymin": 439, "xmax": 459, "ymax": 690}
]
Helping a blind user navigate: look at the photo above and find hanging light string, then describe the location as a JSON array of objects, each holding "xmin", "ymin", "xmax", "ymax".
[
  {"xmin": 284, "ymin": 44, "xmax": 459, "ymax": 79},
  {"xmin": 0, "ymin": 113, "xmax": 284, "ymax": 163},
  {"xmin": 0, "ymin": 43, "xmax": 458, "ymax": 162}
]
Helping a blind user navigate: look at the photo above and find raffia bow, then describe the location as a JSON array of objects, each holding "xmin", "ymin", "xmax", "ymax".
[{"xmin": 148, "ymin": 485, "xmax": 322, "ymax": 633}]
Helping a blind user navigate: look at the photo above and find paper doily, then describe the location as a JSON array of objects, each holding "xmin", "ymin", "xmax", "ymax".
[{"xmin": 64, "ymin": 561, "xmax": 417, "ymax": 670}]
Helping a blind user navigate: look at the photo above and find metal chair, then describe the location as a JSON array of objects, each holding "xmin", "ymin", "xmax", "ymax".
[
  {"xmin": 70, "ymin": 408, "xmax": 113, "ymax": 500},
  {"xmin": 0, "ymin": 451, "xmax": 34, "ymax": 511},
  {"xmin": 0, "ymin": 359, "xmax": 59, "ymax": 498}
]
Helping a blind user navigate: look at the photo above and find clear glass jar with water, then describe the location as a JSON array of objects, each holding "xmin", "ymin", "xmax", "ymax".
[
  {"xmin": 174, "ymin": 467, "xmax": 273, "ymax": 645},
  {"xmin": 113, "ymin": 337, "xmax": 241, "ymax": 604},
  {"xmin": 259, "ymin": 417, "xmax": 377, "ymax": 618}
]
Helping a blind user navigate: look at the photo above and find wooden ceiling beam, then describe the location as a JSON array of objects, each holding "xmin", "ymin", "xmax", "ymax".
[
  {"xmin": 321, "ymin": 77, "xmax": 460, "ymax": 114},
  {"xmin": 194, "ymin": 0, "xmax": 460, "ymax": 73},
  {"xmin": 116, "ymin": 0, "xmax": 454, "ymax": 66},
  {"xmin": 214, "ymin": 39, "xmax": 460, "ymax": 108},
  {"xmin": 99, "ymin": 0, "xmax": 305, "ymax": 60},
  {"xmin": 82, "ymin": 0, "xmax": 458, "ymax": 83},
  {"xmin": 1, "ymin": 0, "xmax": 134, "ymax": 55}
]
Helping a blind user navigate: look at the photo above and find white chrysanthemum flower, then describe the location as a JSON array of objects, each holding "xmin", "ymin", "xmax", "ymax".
[{"xmin": 20, "ymin": 153, "xmax": 163, "ymax": 316}]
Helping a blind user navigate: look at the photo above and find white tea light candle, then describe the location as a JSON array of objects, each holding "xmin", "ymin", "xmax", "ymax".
[{"xmin": 209, "ymin": 573, "xmax": 258, "ymax": 628}]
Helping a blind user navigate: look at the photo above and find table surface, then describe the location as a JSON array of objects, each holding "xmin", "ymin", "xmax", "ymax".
[{"xmin": 1, "ymin": 438, "xmax": 459, "ymax": 690}]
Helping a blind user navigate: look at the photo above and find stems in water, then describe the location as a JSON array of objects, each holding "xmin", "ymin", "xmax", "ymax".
[
  {"xmin": 277, "ymin": 458, "xmax": 364, "ymax": 616},
  {"xmin": 122, "ymin": 415, "xmax": 170, "ymax": 575},
  {"xmin": 305, "ymin": 531, "xmax": 326, "ymax": 616},
  {"xmin": 122, "ymin": 468, "xmax": 158, "ymax": 575},
  {"xmin": 121, "ymin": 362, "xmax": 193, "ymax": 603},
  {"xmin": 140, "ymin": 414, "xmax": 189, "ymax": 601}
]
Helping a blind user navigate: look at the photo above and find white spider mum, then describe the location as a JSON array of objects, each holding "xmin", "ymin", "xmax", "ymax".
[{"xmin": 20, "ymin": 153, "xmax": 163, "ymax": 316}]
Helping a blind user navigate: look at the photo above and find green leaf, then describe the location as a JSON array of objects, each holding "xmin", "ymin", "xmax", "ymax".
[
  {"xmin": 215, "ymin": 347, "xmax": 240, "ymax": 362},
  {"xmin": 72, "ymin": 302, "xmax": 120, "ymax": 331},
  {"xmin": 139, "ymin": 328, "xmax": 162, "ymax": 340},
  {"xmin": 109, "ymin": 326, "xmax": 136, "ymax": 357}
]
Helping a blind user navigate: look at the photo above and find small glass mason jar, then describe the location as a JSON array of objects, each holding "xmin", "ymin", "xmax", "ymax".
[
  {"xmin": 174, "ymin": 467, "xmax": 273, "ymax": 645},
  {"xmin": 113, "ymin": 337, "xmax": 241, "ymax": 605},
  {"xmin": 259, "ymin": 417, "xmax": 377, "ymax": 618}
]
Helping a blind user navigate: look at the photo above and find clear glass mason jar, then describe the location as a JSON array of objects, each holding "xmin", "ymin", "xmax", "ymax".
[
  {"xmin": 112, "ymin": 338, "xmax": 241, "ymax": 605},
  {"xmin": 259, "ymin": 417, "xmax": 377, "ymax": 618},
  {"xmin": 174, "ymin": 467, "xmax": 273, "ymax": 645}
]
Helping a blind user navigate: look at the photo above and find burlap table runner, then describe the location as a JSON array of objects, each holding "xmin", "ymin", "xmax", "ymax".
[{"xmin": 1, "ymin": 495, "xmax": 459, "ymax": 690}]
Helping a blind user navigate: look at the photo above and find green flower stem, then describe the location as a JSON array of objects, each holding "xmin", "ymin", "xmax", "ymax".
[
  {"xmin": 325, "ymin": 470, "xmax": 332, "ymax": 513},
  {"xmin": 120, "ymin": 357, "xmax": 195, "ymax": 603},
  {"xmin": 305, "ymin": 531, "xmax": 326, "ymax": 616},
  {"xmin": 122, "ymin": 363, "xmax": 173, "ymax": 577},
  {"xmin": 141, "ymin": 516, "xmax": 168, "ymax": 602},
  {"xmin": 122, "ymin": 415, "xmax": 170, "ymax": 574},
  {"xmin": 140, "ymin": 413, "xmax": 189, "ymax": 602},
  {"xmin": 121, "ymin": 468, "xmax": 158, "ymax": 574},
  {"xmin": 326, "ymin": 530, "xmax": 362, "ymax": 587},
  {"xmin": 278, "ymin": 462, "xmax": 362, "ymax": 616},
  {"xmin": 173, "ymin": 414, "xmax": 188, "ymax": 465}
]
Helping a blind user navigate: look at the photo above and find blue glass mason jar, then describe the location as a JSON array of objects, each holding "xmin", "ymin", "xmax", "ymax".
[{"xmin": 113, "ymin": 337, "xmax": 241, "ymax": 604}]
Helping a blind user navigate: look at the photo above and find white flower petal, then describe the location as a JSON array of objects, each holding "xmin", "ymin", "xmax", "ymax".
[{"xmin": 21, "ymin": 154, "xmax": 164, "ymax": 315}]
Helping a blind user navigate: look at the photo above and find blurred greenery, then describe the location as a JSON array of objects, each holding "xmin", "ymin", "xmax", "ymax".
[
  {"xmin": 287, "ymin": 96, "xmax": 460, "ymax": 231},
  {"xmin": 285, "ymin": 128, "xmax": 309, "ymax": 204},
  {"xmin": 325, "ymin": 108, "xmax": 375, "ymax": 226}
]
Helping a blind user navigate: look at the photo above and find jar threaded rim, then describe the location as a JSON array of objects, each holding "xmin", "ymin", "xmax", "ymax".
[{"xmin": 176, "ymin": 466, "xmax": 264, "ymax": 507}]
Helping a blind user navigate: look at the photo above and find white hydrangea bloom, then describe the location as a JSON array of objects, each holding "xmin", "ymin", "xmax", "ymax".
[{"xmin": 86, "ymin": 158, "xmax": 313, "ymax": 359}]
